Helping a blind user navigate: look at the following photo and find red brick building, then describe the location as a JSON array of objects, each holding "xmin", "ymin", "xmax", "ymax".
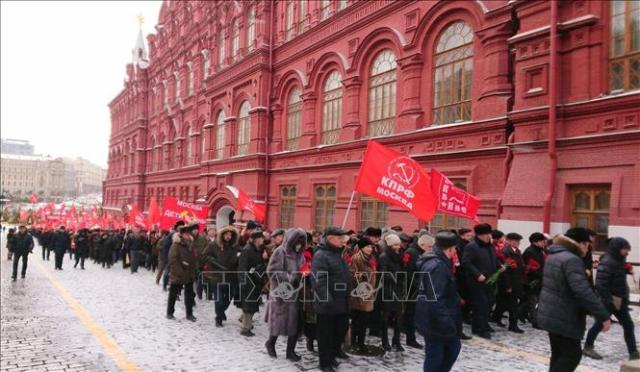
[{"xmin": 104, "ymin": 0, "xmax": 640, "ymax": 261}]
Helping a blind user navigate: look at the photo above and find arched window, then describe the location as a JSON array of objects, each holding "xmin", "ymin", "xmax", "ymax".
[
  {"xmin": 609, "ymin": 0, "xmax": 640, "ymax": 91},
  {"xmin": 215, "ymin": 110, "xmax": 226, "ymax": 159},
  {"xmin": 286, "ymin": 1, "xmax": 295, "ymax": 41},
  {"xmin": 246, "ymin": 6, "xmax": 255, "ymax": 52},
  {"xmin": 217, "ymin": 27, "xmax": 226, "ymax": 68},
  {"xmin": 231, "ymin": 19, "xmax": 240, "ymax": 61},
  {"xmin": 201, "ymin": 124, "xmax": 208, "ymax": 160},
  {"xmin": 368, "ymin": 49, "xmax": 397, "ymax": 137},
  {"xmin": 286, "ymin": 87, "xmax": 303, "ymax": 150},
  {"xmin": 155, "ymin": 138, "xmax": 163, "ymax": 171},
  {"xmin": 298, "ymin": 0, "xmax": 308, "ymax": 34},
  {"xmin": 433, "ymin": 21, "xmax": 473, "ymax": 125},
  {"xmin": 322, "ymin": 71, "xmax": 342, "ymax": 144},
  {"xmin": 185, "ymin": 126, "xmax": 193, "ymax": 166},
  {"xmin": 320, "ymin": 0, "xmax": 331, "ymax": 21},
  {"xmin": 337, "ymin": 0, "xmax": 347, "ymax": 11},
  {"xmin": 148, "ymin": 137, "xmax": 156, "ymax": 171},
  {"xmin": 187, "ymin": 63, "xmax": 194, "ymax": 96},
  {"xmin": 237, "ymin": 101, "xmax": 251, "ymax": 155}
]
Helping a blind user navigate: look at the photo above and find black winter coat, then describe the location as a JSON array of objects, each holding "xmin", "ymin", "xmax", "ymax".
[
  {"xmin": 522, "ymin": 245, "xmax": 545, "ymax": 293},
  {"xmin": 52, "ymin": 230, "xmax": 71, "ymax": 254},
  {"xmin": 311, "ymin": 241, "xmax": 352, "ymax": 315},
  {"xmin": 13, "ymin": 232, "xmax": 34, "ymax": 256},
  {"xmin": 404, "ymin": 244, "xmax": 422, "ymax": 300},
  {"xmin": 378, "ymin": 248, "xmax": 406, "ymax": 313},
  {"xmin": 415, "ymin": 249, "xmax": 461, "ymax": 342},
  {"xmin": 500, "ymin": 244, "xmax": 525, "ymax": 297},
  {"xmin": 537, "ymin": 235, "xmax": 609, "ymax": 340},
  {"xmin": 461, "ymin": 237, "xmax": 498, "ymax": 282},
  {"xmin": 238, "ymin": 241, "xmax": 266, "ymax": 314},
  {"xmin": 595, "ymin": 237, "xmax": 631, "ymax": 310},
  {"xmin": 75, "ymin": 232, "xmax": 90, "ymax": 257}
]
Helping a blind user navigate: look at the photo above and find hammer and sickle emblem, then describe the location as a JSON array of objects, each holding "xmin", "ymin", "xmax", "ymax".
[{"xmin": 388, "ymin": 156, "xmax": 420, "ymax": 188}]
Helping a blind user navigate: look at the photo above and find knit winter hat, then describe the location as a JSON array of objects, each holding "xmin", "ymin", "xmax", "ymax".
[
  {"xmin": 384, "ymin": 233, "xmax": 402, "ymax": 247},
  {"xmin": 357, "ymin": 237, "xmax": 374, "ymax": 250}
]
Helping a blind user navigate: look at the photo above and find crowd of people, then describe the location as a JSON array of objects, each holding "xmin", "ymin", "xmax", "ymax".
[{"xmin": 3, "ymin": 220, "xmax": 638, "ymax": 372}]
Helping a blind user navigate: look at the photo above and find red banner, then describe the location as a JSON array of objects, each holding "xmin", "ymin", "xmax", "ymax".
[
  {"xmin": 147, "ymin": 196, "xmax": 161, "ymax": 228},
  {"xmin": 354, "ymin": 141, "xmax": 436, "ymax": 221},
  {"xmin": 226, "ymin": 185, "xmax": 266, "ymax": 222},
  {"xmin": 29, "ymin": 194, "xmax": 38, "ymax": 204},
  {"xmin": 430, "ymin": 168, "xmax": 481, "ymax": 221},
  {"xmin": 160, "ymin": 197, "xmax": 208, "ymax": 230}
]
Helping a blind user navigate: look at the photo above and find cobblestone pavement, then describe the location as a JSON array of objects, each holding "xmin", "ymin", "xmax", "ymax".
[{"xmin": 1, "ymin": 230, "xmax": 638, "ymax": 372}]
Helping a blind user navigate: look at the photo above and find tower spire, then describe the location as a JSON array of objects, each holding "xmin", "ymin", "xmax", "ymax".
[{"xmin": 132, "ymin": 14, "xmax": 148, "ymax": 69}]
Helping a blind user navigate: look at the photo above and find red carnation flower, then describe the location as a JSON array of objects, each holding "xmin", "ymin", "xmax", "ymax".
[{"xmin": 402, "ymin": 253, "xmax": 411, "ymax": 265}]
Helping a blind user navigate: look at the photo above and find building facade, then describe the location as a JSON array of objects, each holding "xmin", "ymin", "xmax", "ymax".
[
  {"xmin": 104, "ymin": 0, "xmax": 640, "ymax": 260},
  {"xmin": 62, "ymin": 158, "xmax": 107, "ymax": 198},
  {"xmin": 0, "ymin": 154, "xmax": 65, "ymax": 200}
]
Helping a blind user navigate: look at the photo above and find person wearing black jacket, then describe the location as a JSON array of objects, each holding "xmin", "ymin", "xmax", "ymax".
[
  {"xmin": 311, "ymin": 227, "xmax": 352, "ymax": 372},
  {"xmin": 415, "ymin": 231, "xmax": 462, "ymax": 372},
  {"xmin": 402, "ymin": 234, "xmax": 433, "ymax": 349},
  {"xmin": 379, "ymin": 233, "xmax": 407, "ymax": 352},
  {"xmin": 522, "ymin": 232, "xmax": 547, "ymax": 328},
  {"xmin": 584, "ymin": 237, "xmax": 639, "ymax": 361},
  {"xmin": 6, "ymin": 228, "xmax": 16, "ymax": 261},
  {"xmin": 238, "ymin": 229, "xmax": 267, "ymax": 337},
  {"xmin": 583, "ymin": 229, "xmax": 597, "ymax": 286},
  {"xmin": 492, "ymin": 233, "xmax": 525, "ymax": 333},
  {"xmin": 11, "ymin": 225, "xmax": 34, "ymax": 280},
  {"xmin": 456, "ymin": 228, "xmax": 473, "ymax": 323},
  {"xmin": 461, "ymin": 223, "xmax": 498, "ymax": 339},
  {"xmin": 52, "ymin": 226, "xmax": 71, "ymax": 270},
  {"xmin": 126, "ymin": 227, "xmax": 145, "ymax": 274},
  {"xmin": 537, "ymin": 228, "xmax": 610, "ymax": 372},
  {"xmin": 74, "ymin": 228, "xmax": 90, "ymax": 269}
]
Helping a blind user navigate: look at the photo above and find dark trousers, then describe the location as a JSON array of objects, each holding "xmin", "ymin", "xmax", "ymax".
[
  {"xmin": 74, "ymin": 255, "xmax": 85, "ymax": 269},
  {"xmin": 317, "ymin": 313, "xmax": 349, "ymax": 368},
  {"xmin": 130, "ymin": 250, "xmax": 139, "ymax": 273},
  {"xmin": 351, "ymin": 310, "xmax": 370, "ymax": 348},
  {"xmin": 214, "ymin": 283, "xmax": 233, "ymax": 322},
  {"xmin": 586, "ymin": 306, "xmax": 637, "ymax": 355},
  {"xmin": 423, "ymin": 336, "xmax": 461, "ymax": 372},
  {"xmin": 548, "ymin": 332, "xmax": 582, "ymax": 372},
  {"xmin": 469, "ymin": 282, "xmax": 490, "ymax": 333},
  {"xmin": 41, "ymin": 246, "xmax": 47, "ymax": 260},
  {"xmin": 54, "ymin": 251, "xmax": 64, "ymax": 269},
  {"xmin": 403, "ymin": 301, "xmax": 418, "ymax": 343},
  {"xmin": 12, "ymin": 252, "xmax": 28, "ymax": 278},
  {"xmin": 167, "ymin": 282, "xmax": 195, "ymax": 317},
  {"xmin": 382, "ymin": 309, "xmax": 403, "ymax": 346}
]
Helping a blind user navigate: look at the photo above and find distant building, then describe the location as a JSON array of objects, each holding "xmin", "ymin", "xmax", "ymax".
[
  {"xmin": 61, "ymin": 157, "xmax": 107, "ymax": 197},
  {"xmin": 0, "ymin": 153, "xmax": 65, "ymax": 200},
  {"xmin": 1, "ymin": 139, "xmax": 34, "ymax": 156}
]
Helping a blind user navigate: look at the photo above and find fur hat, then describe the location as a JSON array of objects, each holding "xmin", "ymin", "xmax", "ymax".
[
  {"xmin": 178, "ymin": 223, "xmax": 198, "ymax": 234},
  {"xmin": 435, "ymin": 230, "xmax": 458, "ymax": 248},
  {"xmin": 325, "ymin": 226, "xmax": 348, "ymax": 237},
  {"xmin": 364, "ymin": 227, "xmax": 382, "ymax": 238},
  {"xmin": 357, "ymin": 237, "xmax": 374, "ymax": 250},
  {"xmin": 473, "ymin": 223, "xmax": 492, "ymax": 236},
  {"xmin": 271, "ymin": 228, "xmax": 285, "ymax": 238},
  {"xmin": 506, "ymin": 232, "xmax": 523, "ymax": 241},
  {"xmin": 565, "ymin": 227, "xmax": 590, "ymax": 243},
  {"xmin": 250, "ymin": 229, "xmax": 265, "ymax": 240},
  {"xmin": 491, "ymin": 230, "xmax": 505, "ymax": 240},
  {"xmin": 529, "ymin": 232, "xmax": 546, "ymax": 243},
  {"xmin": 384, "ymin": 233, "xmax": 402, "ymax": 247}
]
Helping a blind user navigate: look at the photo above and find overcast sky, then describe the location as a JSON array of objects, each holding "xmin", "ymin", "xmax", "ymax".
[{"xmin": 1, "ymin": 0, "xmax": 162, "ymax": 168}]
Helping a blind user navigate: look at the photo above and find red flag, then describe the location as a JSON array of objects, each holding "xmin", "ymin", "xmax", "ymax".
[
  {"xmin": 354, "ymin": 141, "xmax": 437, "ymax": 221},
  {"xmin": 430, "ymin": 168, "xmax": 481, "ymax": 222},
  {"xmin": 160, "ymin": 196, "xmax": 208, "ymax": 230},
  {"xmin": 147, "ymin": 196, "xmax": 161, "ymax": 228},
  {"xmin": 19, "ymin": 208, "xmax": 28, "ymax": 223},
  {"xmin": 128, "ymin": 203, "xmax": 139, "ymax": 225},
  {"xmin": 226, "ymin": 185, "xmax": 266, "ymax": 222},
  {"xmin": 29, "ymin": 194, "xmax": 38, "ymax": 204}
]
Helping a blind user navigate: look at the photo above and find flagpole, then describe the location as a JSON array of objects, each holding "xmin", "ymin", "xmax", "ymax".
[{"xmin": 341, "ymin": 191, "xmax": 357, "ymax": 229}]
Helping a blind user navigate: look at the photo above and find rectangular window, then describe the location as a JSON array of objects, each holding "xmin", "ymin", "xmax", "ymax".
[
  {"xmin": 359, "ymin": 197, "xmax": 388, "ymax": 229},
  {"xmin": 314, "ymin": 184, "xmax": 336, "ymax": 232},
  {"xmin": 216, "ymin": 124, "xmax": 225, "ymax": 159},
  {"xmin": 280, "ymin": 185, "xmax": 296, "ymax": 228},
  {"xmin": 570, "ymin": 185, "xmax": 611, "ymax": 251},
  {"xmin": 609, "ymin": 0, "xmax": 640, "ymax": 91}
]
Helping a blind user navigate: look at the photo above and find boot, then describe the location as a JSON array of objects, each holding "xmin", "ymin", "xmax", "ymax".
[
  {"xmin": 306, "ymin": 337, "xmax": 314, "ymax": 352},
  {"xmin": 630, "ymin": 351, "xmax": 640, "ymax": 360},
  {"xmin": 508, "ymin": 325, "xmax": 524, "ymax": 334},
  {"xmin": 265, "ymin": 336, "xmax": 277, "ymax": 358},
  {"xmin": 381, "ymin": 331, "xmax": 391, "ymax": 352},
  {"xmin": 286, "ymin": 336, "xmax": 301, "ymax": 361},
  {"xmin": 392, "ymin": 338, "xmax": 405, "ymax": 352},
  {"xmin": 582, "ymin": 346, "xmax": 602, "ymax": 360}
]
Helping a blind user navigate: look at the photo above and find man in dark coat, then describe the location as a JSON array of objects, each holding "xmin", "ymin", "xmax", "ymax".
[
  {"xmin": 379, "ymin": 233, "xmax": 407, "ymax": 352},
  {"xmin": 537, "ymin": 228, "xmax": 610, "ymax": 372},
  {"xmin": 522, "ymin": 232, "xmax": 547, "ymax": 328},
  {"xmin": 584, "ymin": 237, "xmax": 638, "ymax": 361},
  {"xmin": 202, "ymin": 225, "xmax": 240, "ymax": 327},
  {"xmin": 159, "ymin": 221, "xmax": 185, "ymax": 290},
  {"xmin": 166, "ymin": 223, "xmax": 198, "ymax": 321},
  {"xmin": 238, "ymin": 229, "xmax": 267, "ymax": 337},
  {"xmin": 11, "ymin": 225, "xmax": 34, "ymax": 280},
  {"xmin": 402, "ymin": 234, "xmax": 434, "ymax": 349},
  {"xmin": 492, "ymin": 233, "xmax": 525, "ymax": 333},
  {"xmin": 455, "ymin": 228, "xmax": 473, "ymax": 323},
  {"xmin": 126, "ymin": 227, "xmax": 145, "ymax": 274},
  {"xmin": 311, "ymin": 227, "xmax": 352, "ymax": 372},
  {"xmin": 73, "ymin": 228, "xmax": 90, "ymax": 269},
  {"xmin": 52, "ymin": 226, "xmax": 71, "ymax": 270},
  {"xmin": 461, "ymin": 223, "xmax": 498, "ymax": 339},
  {"xmin": 415, "ymin": 230, "xmax": 462, "ymax": 372}
]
